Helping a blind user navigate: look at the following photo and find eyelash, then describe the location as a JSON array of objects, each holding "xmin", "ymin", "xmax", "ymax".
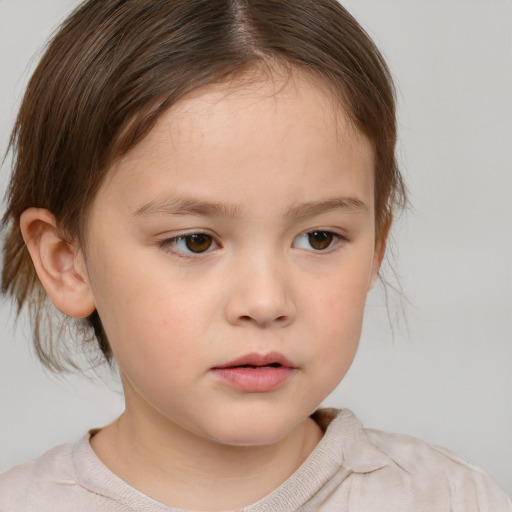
[
  {"xmin": 159, "ymin": 232, "xmax": 220, "ymax": 257},
  {"xmin": 293, "ymin": 230, "xmax": 346, "ymax": 252},
  {"xmin": 159, "ymin": 230, "xmax": 347, "ymax": 258}
]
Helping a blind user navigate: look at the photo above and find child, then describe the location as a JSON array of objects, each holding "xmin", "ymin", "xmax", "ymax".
[{"xmin": 0, "ymin": 0, "xmax": 510, "ymax": 510}]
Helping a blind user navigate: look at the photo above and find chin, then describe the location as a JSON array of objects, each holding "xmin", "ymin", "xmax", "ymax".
[
  {"xmin": 198, "ymin": 407, "xmax": 308, "ymax": 447},
  {"xmin": 212, "ymin": 428, "xmax": 291, "ymax": 447}
]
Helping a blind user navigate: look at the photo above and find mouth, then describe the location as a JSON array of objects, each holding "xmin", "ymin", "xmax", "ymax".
[
  {"xmin": 232, "ymin": 362, "xmax": 283, "ymax": 369},
  {"xmin": 213, "ymin": 351, "xmax": 297, "ymax": 370},
  {"xmin": 211, "ymin": 352, "xmax": 297, "ymax": 392}
]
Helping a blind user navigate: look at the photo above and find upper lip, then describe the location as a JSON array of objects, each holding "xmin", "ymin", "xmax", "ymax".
[{"xmin": 213, "ymin": 352, "xmax": 297, "ymax": 369}]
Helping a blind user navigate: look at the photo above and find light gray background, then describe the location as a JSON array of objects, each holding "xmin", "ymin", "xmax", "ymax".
[{"xmin": 1, "ymin": 0, "xmax": 511, "ymax": 496}]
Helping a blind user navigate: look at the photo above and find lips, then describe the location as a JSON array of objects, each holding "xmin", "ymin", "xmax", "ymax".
[
  {"xmin": 214, "ymin": 351, "xmax": 296, "ymax": 370},
  {"xmin": 211, "ymin": 352, "xmax": 297, "ymax": 392}
]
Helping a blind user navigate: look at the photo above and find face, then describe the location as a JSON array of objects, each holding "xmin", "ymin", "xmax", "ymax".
[{"xmin": 82, "ymin": 70, "xmax": 380, "ymax": 446}]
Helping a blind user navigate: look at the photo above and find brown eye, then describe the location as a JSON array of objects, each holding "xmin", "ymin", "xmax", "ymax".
[
  {"xmin": 185, "ymin": 234, "xmax": 213, "ymax": 253},
  {"xmin": 307, "ymin": 231, "xmax": 333, "ymax": 250}
]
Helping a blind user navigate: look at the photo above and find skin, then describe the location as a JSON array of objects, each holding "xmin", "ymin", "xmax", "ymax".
[{"xmin": 21, "ymin": 69, "xmax": 385, "ymax": 510}]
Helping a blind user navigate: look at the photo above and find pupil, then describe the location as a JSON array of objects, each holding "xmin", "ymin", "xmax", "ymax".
[
  {"xmin": 185, "ymin": 234, "xmax": 212, "ymax": 253},
  {"xmin": 309, "ymin": 231, "xmax": 332, "ymax": 250}
]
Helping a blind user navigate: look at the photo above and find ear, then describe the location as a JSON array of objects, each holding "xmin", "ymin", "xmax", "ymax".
[
  {"xmin": 369, "ymin": 215, "xmax": 392, "ymax": 289},
  {"xmin": 20, "ymin": 208, "xmax": 95, "ymax": 318}
]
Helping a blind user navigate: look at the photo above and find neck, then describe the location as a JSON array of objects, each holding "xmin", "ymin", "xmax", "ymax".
[{"xmin": 90, "ymin": 392, "xmax": 323, "ymax": 511}]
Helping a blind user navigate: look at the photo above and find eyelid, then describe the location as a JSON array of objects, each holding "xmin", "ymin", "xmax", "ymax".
[
  {"xmin": 157, "ymin": 227, "xmax": 348, "ymax": 257},
  {"xmin": 292, "ymin": 229, "xmax": 348, "ymax": 251},
  {"xmin": 158, "ymin": 230, "xmax": 220, "ymax": 257}
]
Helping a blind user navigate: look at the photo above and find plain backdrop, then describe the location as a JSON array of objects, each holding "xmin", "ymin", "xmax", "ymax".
[{"xmin": 1, "ymin": 0, "xmax": 511, "ymax": 497}]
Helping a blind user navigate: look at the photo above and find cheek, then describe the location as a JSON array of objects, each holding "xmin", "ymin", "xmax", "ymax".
[
  {"xmin": 301, "ymin": 254, "xmax": 372, "ymax": 382},
  {"xmin": 113, "ymin": 286, "xmax": 203, "ymax": 342},
  {"xmin": 302, "ymin": 292, "xmax": 364, "ymax": 401},
  {"xmin": 103, "ymin": 291, "xmax": 206, "ymax": 406},
  {"xmin": 309, "ymin": 287, "xmax": 366, "ymax": 357},
  {"xmin": 90, "ymin": 261, "xmax": 217, "ymax": 379}
]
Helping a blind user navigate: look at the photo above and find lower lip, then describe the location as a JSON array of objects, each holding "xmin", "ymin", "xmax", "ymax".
[{"xmin": 211, "ymin": 367, "xmax": 296, "ymax": 392}]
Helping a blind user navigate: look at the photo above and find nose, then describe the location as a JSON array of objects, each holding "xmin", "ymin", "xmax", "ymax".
[{"xmin": 224, "ymin": 256, "xmax": 296, "ymax": 328}]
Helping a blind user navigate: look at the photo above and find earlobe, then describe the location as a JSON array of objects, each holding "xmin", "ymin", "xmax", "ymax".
[{"xmin": 20, "ymin": 208, "xmax": 96, "ymax": 318}]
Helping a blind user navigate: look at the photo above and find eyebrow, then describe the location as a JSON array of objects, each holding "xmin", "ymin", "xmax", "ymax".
[
  {"xmin": 284, "ymin": 197, "xmax": 368, "ymax": 219},
  {"xmin": 133, "ymin": 197, "xmax": 242, "ymax": 218},
  {"xmin": 133, "ymin": 195, "xmax": 368, "ymax": 219}
]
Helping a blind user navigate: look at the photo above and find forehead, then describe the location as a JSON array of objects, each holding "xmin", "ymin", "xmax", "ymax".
[
  {"xmin": 98, "ymin": 69, "xmax": 374, "ymax": 218},
  {"xmin": 168, "ymin": 69, "xmax": 344, "ymax": 135}
]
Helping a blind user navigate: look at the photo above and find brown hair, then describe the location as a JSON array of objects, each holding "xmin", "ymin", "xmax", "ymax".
[{"xmin": 1, "ymin": 0, "xmax": 406, "ymax": 371}]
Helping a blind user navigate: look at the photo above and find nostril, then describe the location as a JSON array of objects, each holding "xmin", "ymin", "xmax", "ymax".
[{"xmin": 238, "ymin": 314, "xmax": 288, "ymax": 324}]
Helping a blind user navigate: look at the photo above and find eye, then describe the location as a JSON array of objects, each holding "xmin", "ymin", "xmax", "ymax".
[
  {"xmin": 161, "ymin": 233, "xmax": 217, "ymax": 255},
  {"xmin": 293, "ymin": 230, "xmax": 341, "ymax": 251}
]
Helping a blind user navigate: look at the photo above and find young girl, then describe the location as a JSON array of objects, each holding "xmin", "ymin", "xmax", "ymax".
[{"xmin": 0, "ymin": 0, "xmax": 510, "ymax": 510}]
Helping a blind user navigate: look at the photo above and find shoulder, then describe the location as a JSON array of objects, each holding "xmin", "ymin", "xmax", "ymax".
[
  {"xmin": 316, "ymin": 409, "xmax": 512, "ymax": 512},
  {"xmin": 364, "ymin": 425, "xmax": 500, "ymax": 485},
  {"xmin": 0, "ymin": 439, "xmax": 81, "ymax": 512},
  {"xmin": 364, "ymin": 425, "xmax": 486, "ymax": 475},
  {"xmin": 0, "ymin": 434, "xmax": 172, "ymax": 512}
]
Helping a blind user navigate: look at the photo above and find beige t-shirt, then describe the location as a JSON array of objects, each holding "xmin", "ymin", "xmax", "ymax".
[{"xmin": 0, "ymin": 409, "xmax": 510, "ymax": 512}]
